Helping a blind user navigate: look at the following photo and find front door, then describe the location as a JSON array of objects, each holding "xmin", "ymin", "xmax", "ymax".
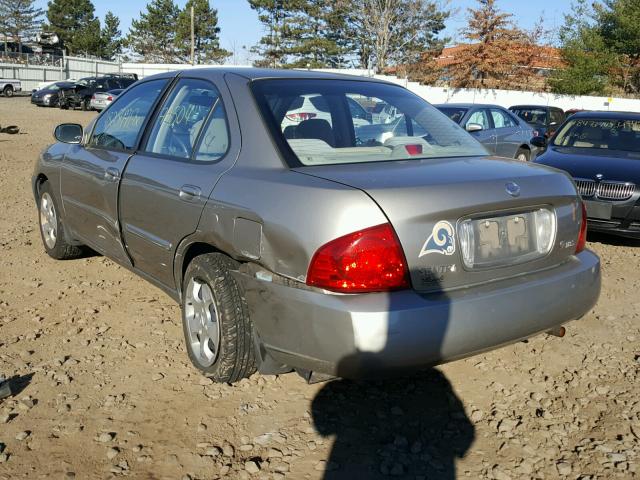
[
  {"xmin": 119, "ymin": 75, "xmax": 240, "ymax": 289},
  {"xmin": 466, "ymin": 108, "xmax": 496, "ymax": 154},
  {"xmin": 60, "ymin": 78, "xmax": 171, "ymax": 264}
]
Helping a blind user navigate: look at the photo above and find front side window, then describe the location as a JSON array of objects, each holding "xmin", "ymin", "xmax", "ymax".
[
  {"xmin": 467, "ymin": 109, "xmax": 491, "ymax": 130},
  {"xmin": 550, "ymin": 109, "xmax": 565, "ymax": 125},
  {"xmin": 145, "ymin": 78, "xmax": 222, "ymax": 159},
  {"xmin": 553, "ymin": 118, "xmax": 640, "ymax": 153},
  {"xmin": 89, "ymin": 79, "xmax": 168, "ymax": 151},
  {"xmin": 253, "ymin": 79, "xmax": 486, "ymax": 166}
]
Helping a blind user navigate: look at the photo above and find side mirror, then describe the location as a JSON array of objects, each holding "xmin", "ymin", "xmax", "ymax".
[
  {"xmin": 54, "ymin": 123, "xmax": 83, "ymax": 144},
  {"xmin": 531, "ymin": 136, "xmax": 547, "ymax": 148},
  {"xmin": 466, "ymin": 123, "xmax": 483, "ymax": 132}
]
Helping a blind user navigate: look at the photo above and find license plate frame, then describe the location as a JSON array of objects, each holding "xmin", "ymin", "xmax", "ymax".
[{"xmin": 584, "ymin": 200, "xmax": 612, "ymax": 220}]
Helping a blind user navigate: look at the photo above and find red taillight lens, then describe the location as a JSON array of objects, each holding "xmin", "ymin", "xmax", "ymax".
[
  {"xmin": 285, "ymin": 112, "xmax": 317, "ymax": 122},
  {"xmin": 306, "ymin": 223, "xmax": 410, "ymax": 293},
  {"xmin": 107, "ymin": 95, "xmax": 113, "ymax": 101},
  {"xmin": 405, "ymin": 144, "xmax": 423, "ymax": 155},
  {"xmin": 91, "ymin": 94, "xmax": 96, "ymax": 99},
  {"xmin": 576, "ymin": 201, "xmax": 587, "ymax": 253}
]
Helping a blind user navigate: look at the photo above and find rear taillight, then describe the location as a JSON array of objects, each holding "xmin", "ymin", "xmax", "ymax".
[
  {"xmin": 107, "ymin": 96, "xmax": 113, "ymax": 101},
  {"xmin": 286, "ymin": 112, "xmax": 317, "ymax": 122},
  {"xmin": 405, "ymin": 144, "xmax": 423, "ymax": 155},
  {"xmin": 91, "ymin": 94, "xmax": 96, "ymax": 99},
  {"xmin": 306, "ymin": 223, "xmax": 410, "ymax": 293},
  {"xmin": 576, "ymin": 201, "xmax": 587, "ymax": 254}
]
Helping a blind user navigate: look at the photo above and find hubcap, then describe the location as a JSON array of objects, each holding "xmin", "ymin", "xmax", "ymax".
[
  {"xmin": 517, "ymin": 153, "xmax": 528, "ymax": 161},
  {"xmin": 40, "ymin": 192, "xmax": 57, "ymax": 249},
  {"xmin": 185, "ymin": 278, "xmax": 221, "ymax": 367}
]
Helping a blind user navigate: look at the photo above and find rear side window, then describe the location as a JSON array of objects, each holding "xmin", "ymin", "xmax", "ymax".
[
  {"xmin": 89, "ymin": 79, "xmax": 168, "ymax": 151},
  {"xmin": 550, "ymin": 109, "xmax": 565, "ymax": 125},
  {"xmin": 145, "ymin": 78, "xmax": 226, "ymax": 160},
  {"xmin": 490, "ymin": 109, "xmax": 517, "ymax": 128},
  {"xmin": 252, "ymin": 79, "xmax": 486, "ymax": 166}
]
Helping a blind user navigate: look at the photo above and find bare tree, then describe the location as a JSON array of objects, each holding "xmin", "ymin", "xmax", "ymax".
[{"xmin": 349, "ymin": 0, "xmax": 449, "ymax": 73}]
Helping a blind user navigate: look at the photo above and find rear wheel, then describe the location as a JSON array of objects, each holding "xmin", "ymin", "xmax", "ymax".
[
  {"xmin": 81, "ymin": 98, "xmax": 91, "ymax": 111},
  {"xmin": 181, "ymin": 253, "xmax": 256, "ymax": 383},
  {"xmin": 515, "ymin": 148, "xmax": 530, "ymax": 162},
  {"xmin": 38, "ymin": 181, "xmax": 84, "ymax": 260},
  {"xmin": 3, "ymin": 85, "xmax": 14, "ymax": 98}
]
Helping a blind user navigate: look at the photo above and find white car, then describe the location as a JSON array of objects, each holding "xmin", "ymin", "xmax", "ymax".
[
  {"xmin": 281, "ymin": 94, "xmax": 372, "ymax": 131},
  {"xmin": 89, "ymin": 89, "xmax": 123, "ymax": 111},
  {"xmin": 1, "ymin": 79, "xmax": 21, "ymax": 97}
]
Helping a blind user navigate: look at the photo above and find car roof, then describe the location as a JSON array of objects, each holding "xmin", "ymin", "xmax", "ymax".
[
  {"xmin": 510, "ymin": 105, "xmax": 563, "ymax": 111},
  {"xmin": 434, "ymin": 103, "xmax": 506, "ymax": 109},
  {"xmin": 142, "ymin": 67, "xmax": 392, "ymax": 85},
  {"xmin": 567, "ymin": 110, "xmax": 640, "ymax": 120}
]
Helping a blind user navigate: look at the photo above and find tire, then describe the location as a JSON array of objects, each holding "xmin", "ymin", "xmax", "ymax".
[
  {"xmin": 182, "ymin": 253, "xmax": 256, "ymax": 383},
  {"xmin": 81, "ymin": 98, "xmax": 90, "ymax": 111},
  {"xmin": 515, "ymin": 148, "xmax": 530, "ymax": 162},
  {"xmin": 59, "ymin": 100, "xmax": 68, "ymax": 110},
  {"xmin": 3, "ymin": 85, "xmax": 14, "ymax": 98},
  {"xmin": 37, "ymin": 181, "xmax": 84, "ymax": 260}
]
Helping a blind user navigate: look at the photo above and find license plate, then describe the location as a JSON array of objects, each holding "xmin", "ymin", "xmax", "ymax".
[
  {"xmin": 459, "ymin": 208, "xmax": 556, "ymax": 269},
  {"xmin": 584, "ymin": 200, "xmax": 612, "ymax": 220}
]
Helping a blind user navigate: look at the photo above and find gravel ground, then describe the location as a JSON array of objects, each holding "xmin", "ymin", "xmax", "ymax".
[{"xmin": 0, "ymin": 97, "xmax": 638, "ymax": 480}]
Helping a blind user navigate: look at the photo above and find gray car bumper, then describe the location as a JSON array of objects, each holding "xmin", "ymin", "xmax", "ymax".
[{"xmin": 237, "ymin": 250, "xmax": 600, "ymax": 378}]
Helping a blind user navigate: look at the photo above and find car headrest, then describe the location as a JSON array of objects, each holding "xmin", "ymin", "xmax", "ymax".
[{"xmin": 296, "ymin": 119, "xmax": 335, "ymax": 147}]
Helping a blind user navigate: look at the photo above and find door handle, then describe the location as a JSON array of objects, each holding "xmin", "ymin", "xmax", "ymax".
[
  {"xmin": 179, "ymin": 185, "xmax": 202, "ymax": 202},
  {"xmin": 104, "ymin": 167, "xmax": 120, "ymax": 182}
]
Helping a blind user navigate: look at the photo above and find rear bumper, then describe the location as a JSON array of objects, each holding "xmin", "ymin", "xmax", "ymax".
[{"xmin": 237, "ymin": 250, "xmax": 601, "ymax": 378}]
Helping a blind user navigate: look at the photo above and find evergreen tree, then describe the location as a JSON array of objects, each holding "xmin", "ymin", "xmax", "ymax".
[
  {"xmin": 45, "ymin": 0, "xmax": 101, "ymax": 56},
  {"xmin": 0, "ymin": 0, "xmax": 44, "ymax": 54},
  {"xmin": 126, "ymin": 0, "xmax": 181, "ymax": 62},
  {"xmin": 175, "ymin": 0, "xmax": 230, "ymax": 64},
  {"xmin": 549, "ymin": 0, "xmax": 612, "ymax": 95},
  {"xmin": 444, "ymin": 0, "xmax": 529, "ymax": 89},
  {"xmin": 100, "ymin": 11, "xmax": 122, "ymax": 60},
  {"xmin": 248, "ymin": 0, "xmax": 301, "ymax": 67}
]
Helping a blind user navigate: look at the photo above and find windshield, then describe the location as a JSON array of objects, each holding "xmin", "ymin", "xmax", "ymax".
[
  {"xmin": 511, "ymin": 108, "xmax": 548, "ymax": 126},
  {"xmin": 436, "ymin": 107, "xmax": 468, "ymax": 125},
  {"xmin": 252, "ymin": 79, "xmax": 486, "ymax": 166},
  {"xmin": 553, "ymin": 118, "xmax": 640, "ymax": 153}
]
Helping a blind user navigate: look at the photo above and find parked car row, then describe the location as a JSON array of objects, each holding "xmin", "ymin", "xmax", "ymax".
[{"xmin": 30, "ymin": 73, "xmax": 136, "ymax": 111}]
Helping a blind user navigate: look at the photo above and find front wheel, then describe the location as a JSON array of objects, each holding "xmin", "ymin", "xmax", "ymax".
[
  {"xmin": 38, "ymin": 181, "xmax": 84, "ymax": 260},
  {"xmin": 181, "ymin": 253, "xmax": 256, "ymax": 383}
]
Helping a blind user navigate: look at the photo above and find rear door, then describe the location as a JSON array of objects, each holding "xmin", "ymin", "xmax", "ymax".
[
  {"xmin": 118, "ymin": 74, "xmax": 240, "ymax": 289},
  {"xmin": 490, "ymin": 107, "xmax": 521, "ymax": 158},
  {"xmin": 466, "ymin": 108, "xmax": 496, "ymax": 153},
  {"xmin": 60, "ymin": 78, "xmax": 171, "ymax": 265}
]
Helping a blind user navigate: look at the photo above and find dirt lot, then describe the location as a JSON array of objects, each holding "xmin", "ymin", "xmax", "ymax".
[{"xmin": 0, "ymin": 96, "xmax": 639, "ymax": 480}]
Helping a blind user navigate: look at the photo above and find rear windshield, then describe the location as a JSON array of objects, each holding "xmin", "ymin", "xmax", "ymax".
[
  {"xmin": 553, "ymin": 118, "xmax": 640, "ymax": 153},
  {"xmin": 436, "ymin": 107, "xmax": 468, "ymax": 124},
  {"xmin": 511, "ymin": 107, "xmax": 548, "ymax": 126},
  {"xmin": 252, "ymin": 79, "xmax": 486, "ymax": 166}
]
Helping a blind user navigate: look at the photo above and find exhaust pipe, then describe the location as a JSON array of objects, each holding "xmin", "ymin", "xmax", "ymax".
[{"xmin": 546, "ymin": 326, "xmax": 566, "ymax": 337}]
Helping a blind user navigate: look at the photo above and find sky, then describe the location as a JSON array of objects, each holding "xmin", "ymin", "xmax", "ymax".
[{"xmin": 34, "ymin": 0, "xmax": 572, "ymax": 60}]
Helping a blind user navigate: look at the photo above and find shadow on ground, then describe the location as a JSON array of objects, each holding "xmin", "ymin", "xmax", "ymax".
[
  {"xmin": 588, "ymin": 231, "xmax": 640, "ymax": 247},
  {"xmin": 312, "ymin": 369, "xmax": 474, "ymax": 479}
]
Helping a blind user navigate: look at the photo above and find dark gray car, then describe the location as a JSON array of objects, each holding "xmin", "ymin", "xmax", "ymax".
[
  {"xmin": 32, "ymin": 68, "xmax": 600, "ymax": 383},
  {"xmin": 436, "ymin": 103, "xmax": 536, "ymax": 161}
]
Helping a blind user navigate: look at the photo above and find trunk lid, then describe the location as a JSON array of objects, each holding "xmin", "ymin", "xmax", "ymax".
[{"xmin": 295, "ymin": 156, "xmax": 583, "ymax": 292}]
